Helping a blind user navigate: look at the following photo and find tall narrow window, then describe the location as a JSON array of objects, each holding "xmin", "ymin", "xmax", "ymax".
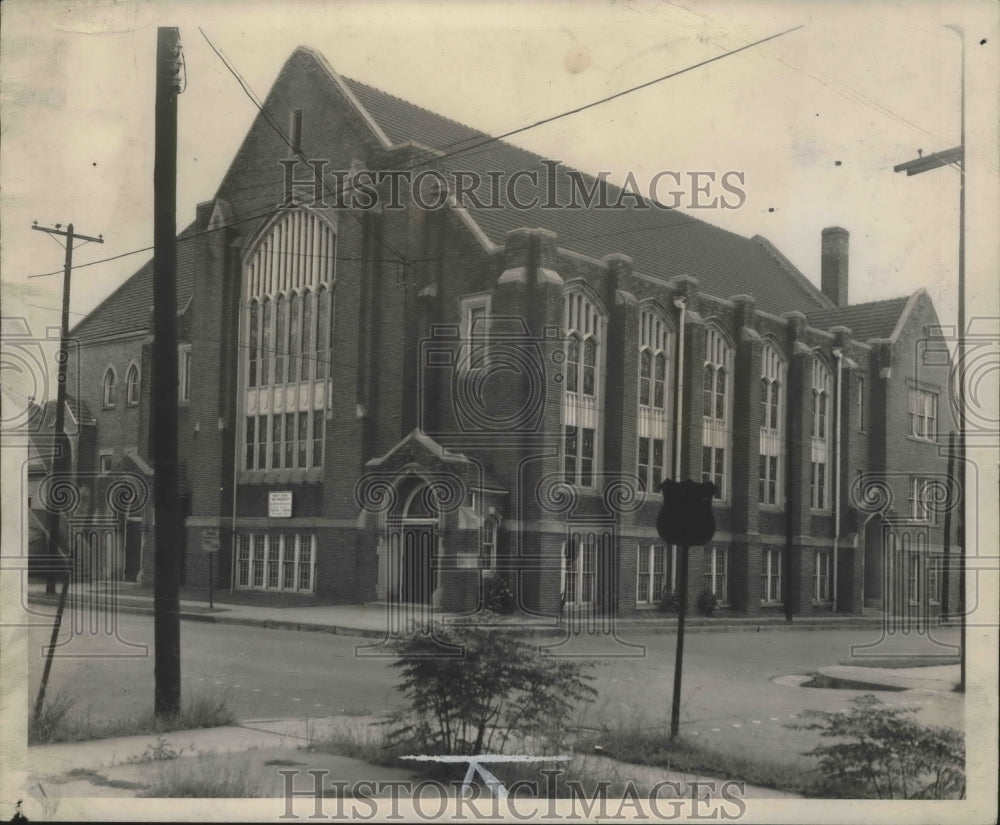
[
  {"xmin": 562, "ymin": 290, "xmax": 605, "ymax": 487},
  {"xmin": 245, "ymin": 416, "xmax": 256, "ymax": 469},
  {"xmin": 704, "ymin": 547, "xmax": 728, "ymax": 602},
  {"xmin": 289, "ymin": 292, "xmax": 302, "ymax": 384},
  {"xmin": 460, "ymin": 294, "xmax": 491, "ymax": 370},
  {"xmin": 179, "ymin": 346, "xmax": 192, "ymax": 403},
  {"xmin": 761, "ymin": 548, "xmax": 783, "ymax": 603},
  {"xmin": 261, "ymin": 298, "xmax": 272, "ymax": 386},
  {"xmin": 242, "ymin": 211, "xmax": 336, "ymax": 472},
  {"xmin": 814, "ymin": 551, "xmax": 831, "ymax": 601},
  {"xmin": 125, "ymin": 364, "xmax": 140, "ymax": 407},
  {"xmin": 637, "ymin": 308, "xmax": 672, "ymax": 493},
  {"xmin": 759, "ymin": 343, "xmax": 785, "ymax": 505},
  {"xmin": 103, "ymin": 367, "xmax": 117, "ymax": 409},
  {"xmin": 702, "ymin": 327, "xmax": 731, "ymax": 500},
  {"xmin": 810, "ymin": 358, "xmax": 833, "ymax": 509},
  {"xmin": 248, "ymin": 300, "xmax": 259, "ymax": 388},
  {"xmin": 910, "ymin": 477, "xmax": 938, "ymax": 525},
  {"xmin": 563, "ymin": 533, "xmax": 599, "ymax": 605},
  {"xmin": 274, "ymin": 296, "xmax": 287, "ymax": 385},
  {"xmin": 857, "ymin": 376, "xmax": 865, "ymax": 431},
  {"xmin": 636, "ymin": 544, "xmax": 671, "ymax": 605},
  {"xmin": 482, "ymin": 516, "xmax": 498, "ymax": 570},
  {"xmin": 909, "ymin": 387, "xmax": 938, "ymax": 441}
]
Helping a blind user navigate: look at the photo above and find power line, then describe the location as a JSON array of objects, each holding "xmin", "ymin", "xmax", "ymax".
[{"xmin": 26, "ymin": 24, "xmax": 806, "ymax": 284}]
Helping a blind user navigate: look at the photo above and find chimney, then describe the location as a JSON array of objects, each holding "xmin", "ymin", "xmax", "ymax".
[{"xmin": 821, "ymin": 226, "xmax": 849, "ymax": 306}]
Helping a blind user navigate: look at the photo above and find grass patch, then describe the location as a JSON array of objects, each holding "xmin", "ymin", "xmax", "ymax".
[
  {"xmin": 579, "ymin": 715, "xmax": 817, "ymax": 796},
  {"xmin": 139, "ymin": 753, "xmax": 266, "ymax": 798},
  {"xmin": 29, "ymin": 686, "xmax": 238, "ymax": 745},
  {"xmin": 305, "ymin": 719, "xmax": 408, "ymax": 768}
]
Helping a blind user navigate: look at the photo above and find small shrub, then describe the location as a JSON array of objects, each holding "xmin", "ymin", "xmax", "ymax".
[
  {"xmin": 790, "ymin": 694, "xmax": 965, "ymax": 799},
  {"xmin": 657, "ymin": 589, "xmax": 680, "ymax": 614},
  {"xmin": 29, "ymin": 686, "xmax": 79, "ymax": 745},
  {"xmin": 385, "ymin": 617, "xmax": 597, "ymax": 756},
  {"xmin": 481, "ymin": 574, "xmax": 516, "ymax": 614},
  {"xmin": 696, "ymin": 589, "xmax": 718, "ymax": 617}
]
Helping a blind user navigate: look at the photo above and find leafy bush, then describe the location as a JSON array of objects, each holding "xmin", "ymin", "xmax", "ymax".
[
  {"xmin": 385, "ymin": 618, "xmax": 597, "ymax": 756},
  {"xmin": 791, "ymin": 694, "xmax": 965, "ymax": 798},
  {"xmin": 657, "ymin": 589, "xmax": 681, "ymax": 614},
  {"xmin": 481, "ymin": 573, "xmax": 516, "ymax": 614},
  {"xmin": 696, "ymin": 589, "xmax": 718, "ymax": 617}
]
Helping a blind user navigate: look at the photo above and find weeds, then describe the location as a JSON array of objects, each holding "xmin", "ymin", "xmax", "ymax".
[
  {"xmin": 139, "ymin": 753, "xmax": 266, "ymax": 798},
  {"xmin": 28, "ymin": 686, "xmax": 238, "ymax": 745},
  {"xmin": 580, "ymin": 709, "xmax": 815, "ymax": 795}
]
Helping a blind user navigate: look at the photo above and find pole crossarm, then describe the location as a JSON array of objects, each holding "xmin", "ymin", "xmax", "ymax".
[
  {"xmin": 893, "ymin": 146, "xmax": 963, "ymax": 176},
  {"xmin": 31, "ymin": 224, "xmax": 105, "ymax": 244}
]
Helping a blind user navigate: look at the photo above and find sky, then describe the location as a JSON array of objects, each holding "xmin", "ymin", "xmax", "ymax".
[{"xmin": 1, "ymin": 0, "xmax": 998, "ymax": 407}]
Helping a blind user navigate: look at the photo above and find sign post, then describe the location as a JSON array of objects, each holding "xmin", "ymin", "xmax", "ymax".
[
  {"xmin": 201, "ymin": 528, "xmax": 220, "ymax": 609},
  {"xmin": 657, "ymin": 479, "xmax": 716, "ymax": 740}
]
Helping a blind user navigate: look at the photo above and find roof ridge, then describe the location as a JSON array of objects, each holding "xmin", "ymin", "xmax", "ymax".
[{"xmin": 808, "ymin": 294, "xmax": 911, "ymax": 314}]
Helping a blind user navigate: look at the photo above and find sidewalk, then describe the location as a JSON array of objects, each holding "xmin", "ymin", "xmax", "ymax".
[
  {"xmin": 25, "ymin": 581, "xmax": 892, "ymax": 640},
  {"xmin": 23, "ymin": 714, "xmax": 801, "ymax": 801}
]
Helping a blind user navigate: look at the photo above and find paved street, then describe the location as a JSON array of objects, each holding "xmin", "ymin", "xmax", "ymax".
[{"xmin": 27, "ymin": 611, "xmax": 963, "ymax": 767}]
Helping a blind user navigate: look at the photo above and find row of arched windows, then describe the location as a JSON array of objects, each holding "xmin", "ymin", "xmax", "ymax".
[
  {"xmin": 242, "ymin": 210, "xmax": 336, "ymax": 473},
  {"xmin": 102, "ymin": 363, "xmax": 140, "ymax": 409}
]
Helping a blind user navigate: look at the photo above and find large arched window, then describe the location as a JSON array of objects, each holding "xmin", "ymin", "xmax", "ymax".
[
  {"xmin": 562, "ymin": 289, "xmax": 605, "ymax": 487},
  {"xmin": 125, "ymin": 363, "xmax": 140, "ymax": 407},
  {"xmin": 242, "ymin": 210, "xmax": 336, "ymax": 472},
  {"xmin": 702, "ymin": 326, "xmax": 732, "ymax": 500},
  {"xmin": 637, "ymin": 306, "xmax": 673, "ymax": 493},
  {"xmin": 102, "ymin": 367, "xmax": 117, "ymax": 409},
  {"xmin": 759, "ymin": 342, "xmax": 786, "ymax": 505},
  {"xmin": 810, "ymin": 356, "xmax": 833, "ymax": 510}
]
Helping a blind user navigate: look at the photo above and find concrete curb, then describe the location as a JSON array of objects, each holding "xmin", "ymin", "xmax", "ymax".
[{"xmin": 26, "ymin": 593, "xmax": 889, "ymax": 640}]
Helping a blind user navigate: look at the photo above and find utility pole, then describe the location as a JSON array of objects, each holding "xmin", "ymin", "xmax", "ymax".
[
  {"xmin": 893, "ymin": 24, "xmax": 966, "ymax": 693},
  {"xmin": 152, "ymin": 26, "xmax": 183, "ymax": 719},
  {"xmin": 30, "ymin": 221, "xmax": 103, "ymax": 720}
]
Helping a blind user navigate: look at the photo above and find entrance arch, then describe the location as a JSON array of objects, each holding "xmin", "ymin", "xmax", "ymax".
[{"xmin": 385, "ymin": 476, "xmax": 440, "ymax": 606}]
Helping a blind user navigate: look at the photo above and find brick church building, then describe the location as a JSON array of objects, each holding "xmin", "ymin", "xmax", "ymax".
[{"xmin": 61, "ymin": 46, "xmax": 961, "ymax": 619}]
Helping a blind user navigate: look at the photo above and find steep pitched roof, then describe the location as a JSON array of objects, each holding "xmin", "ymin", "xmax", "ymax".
[
  {"xmin": 807, "ymin": 295, "xmax": 911, "ymax": 341},
  {"xmin": 341, "ymin": 75, "xmax": 833, "ymax": 315},
  {"xmin": 74, "ymin": 47, "xmax": 836, "ymax": 341},
  {"xmin": 69, "ymin": 222, "xmax": 200, "ymax": 342}
]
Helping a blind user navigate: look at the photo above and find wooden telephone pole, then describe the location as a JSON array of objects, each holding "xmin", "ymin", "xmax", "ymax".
[
  {"xmin": 30, "ymin": 221, "xmax": 103, "ymax": 719},
  {"xmin": 152, "ymin": 26, "xmax": 183, "ymax": 718}
]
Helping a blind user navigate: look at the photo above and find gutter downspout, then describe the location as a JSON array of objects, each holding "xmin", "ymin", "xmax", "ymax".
[
  {"xmin": 832, "ymin": 347, "xmax": 843, "ymax": 611},
  {"xmin": 673, "ymin": 297, "xmax": 687, "ymax": 480},
  {"xmin": 673, "ymin": 297, "xmax": 687, "ymax": 594}
]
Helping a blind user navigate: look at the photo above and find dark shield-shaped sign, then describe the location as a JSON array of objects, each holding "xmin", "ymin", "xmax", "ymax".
[{"xmin": 656, "ymin": 479, "xmax": 716, "ymax": 547}]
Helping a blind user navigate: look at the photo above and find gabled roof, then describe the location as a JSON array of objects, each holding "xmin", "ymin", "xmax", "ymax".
[
  {"xmin": 341, "ymin": 74, "xmax": 834, "ymax": 315},
  {"xmin": 28, "ymin": 396, "xmax": 95, "ymax": 431},
  {"xmin": 69, "ymin": 221, "xmax": 200, "ymax": 342},
  {"xmin": 74, "ymin": 46, "xmax": 837, "ymax": 342},
  {"xmin": 807, "ymin": 295, "xmax": 911, "ymax": 342}
]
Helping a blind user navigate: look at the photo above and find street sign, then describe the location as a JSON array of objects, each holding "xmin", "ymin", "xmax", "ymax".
[
  {"xmin": 268, "ymin": 491, "xmax": 293, "ymax": 518},
  {"xmin": 201, "ymin": 528, "xmax": 221, "ymax": 554}
]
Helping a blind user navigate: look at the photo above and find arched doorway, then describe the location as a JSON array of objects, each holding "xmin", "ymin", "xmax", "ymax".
[{"xmin": 387, "ymin": 478, "xmax": 439, "ymax": 605}]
